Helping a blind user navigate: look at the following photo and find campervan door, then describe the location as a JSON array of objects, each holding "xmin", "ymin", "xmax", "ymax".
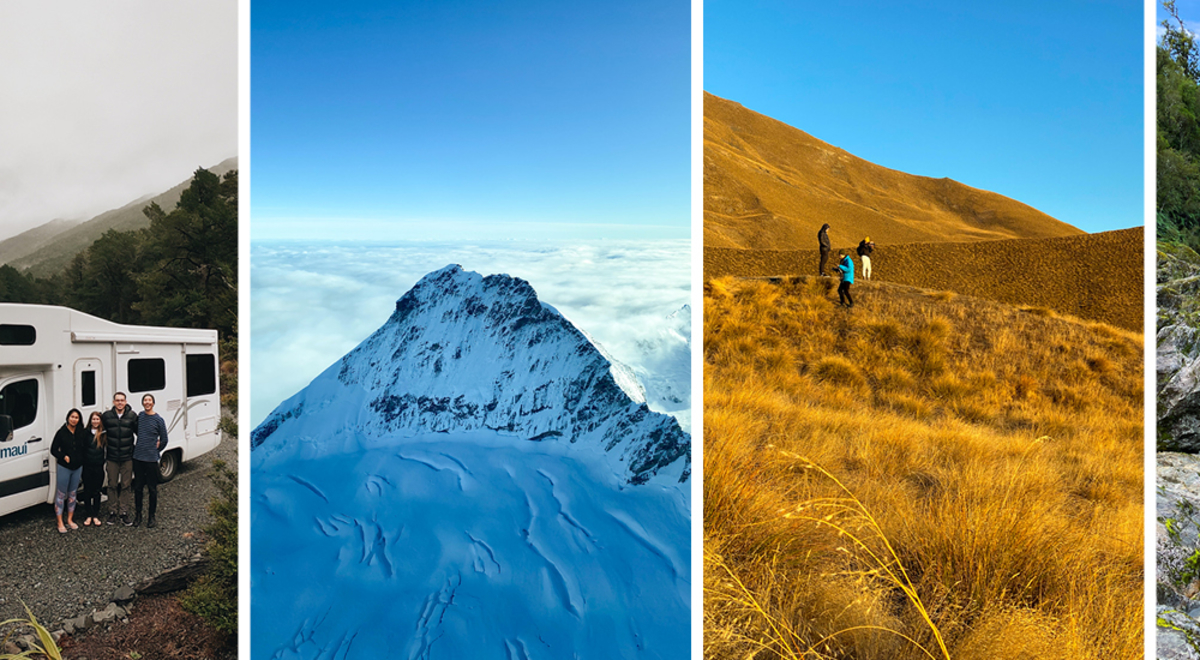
[
  {"xmin": 0, "ymin": 312, "xmax": 61, "ymax": 518},
  {"xmin": 0, "ymin": 370, "xmax": 50, "ymax": 516}
]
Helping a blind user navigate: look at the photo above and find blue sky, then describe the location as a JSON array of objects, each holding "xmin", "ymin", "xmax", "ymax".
[
  {"xmin": 706, "ymin": 0, "xmax": 1143, "ymax": 233},
  {"xmin": 251, "ymin": 0, "xmax": 689, "ymax": 240}
]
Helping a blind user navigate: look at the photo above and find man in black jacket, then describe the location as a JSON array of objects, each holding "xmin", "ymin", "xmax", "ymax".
[
  {"xmin": 102, "ymin": 392, "xmax": 138, "ymax": 526},
  {"xmin": 818, "ymin": 223, "xmax": 832, "ymax": 276}
]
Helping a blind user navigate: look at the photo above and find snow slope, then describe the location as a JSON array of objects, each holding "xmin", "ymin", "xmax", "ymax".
[{"xmin": 251, "ymin": 266, "xmax": 691, "ymax": 659}]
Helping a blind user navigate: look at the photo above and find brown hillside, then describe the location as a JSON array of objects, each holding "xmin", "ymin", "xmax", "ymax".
[
  {"xmin": 705, "ymin": 227, "xmax": 1142, "ymax": 331},
  {"xmin": 704, "ymin": 92, "xmax": 1084, "ymax": 250}
]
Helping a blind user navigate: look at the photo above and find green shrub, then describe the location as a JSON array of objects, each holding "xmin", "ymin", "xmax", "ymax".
[
  {"xmin": 0, "ymin": 603, "xmax": 61, "ymax": 660},
  {"xmin": 180, "ymin": 459, "xmax": 237, "ymax": 637}
]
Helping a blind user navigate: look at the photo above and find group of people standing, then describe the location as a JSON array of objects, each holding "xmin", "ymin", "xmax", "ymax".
[
  {"xmin": 49, "ymin": 392, "xmax": 169, "ymax": 533},
  {"xmin": 817, "ymin": 223, "xmax": 874, "ymax": 308}
]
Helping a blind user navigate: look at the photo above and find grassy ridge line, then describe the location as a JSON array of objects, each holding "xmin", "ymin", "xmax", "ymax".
[
  {"xmin": 703, "ymin": 92, "xmax": 1082, "ymax": 250},
  {"xmin": 704, "ymin": 227, "xmax": 1142, "ymax": 331},
  {"xmin": 704, "ymin": 276, "xmax": 1142, "ymax": 660}
]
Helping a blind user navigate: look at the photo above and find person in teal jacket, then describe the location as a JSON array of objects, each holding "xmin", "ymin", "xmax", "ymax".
[{"xmin": 834, "ymin": 252, "xmax": 854, "ymax": 307}]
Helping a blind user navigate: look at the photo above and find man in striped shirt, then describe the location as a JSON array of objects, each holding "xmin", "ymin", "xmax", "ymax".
[{"xmin": 133, "ymin": 394, "xmax": 169, "ymax": 528}]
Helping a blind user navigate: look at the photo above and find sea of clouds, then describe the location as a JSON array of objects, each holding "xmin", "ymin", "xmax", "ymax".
[{"xmin": 251, "ymin": 239, "xmax": 691, "ymax": 429}]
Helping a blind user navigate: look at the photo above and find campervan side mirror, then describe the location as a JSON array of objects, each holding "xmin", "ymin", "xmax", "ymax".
[{"xmin": 0, "ymin": 415, "xmax": 12, "ymax": 443}]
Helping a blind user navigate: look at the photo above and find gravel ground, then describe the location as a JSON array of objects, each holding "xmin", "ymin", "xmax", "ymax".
[{"xmin": 0, "ymin": 434, "xmax": 236, "ymax": 624}]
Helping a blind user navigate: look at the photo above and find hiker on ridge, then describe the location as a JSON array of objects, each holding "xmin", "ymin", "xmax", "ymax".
[
  {"xmin": 835, "ymin": 251, "xmax": 855, "ymax": 308},
  {"xmin": 857, "ymin": 237, "xmax": 875, "ymax": 280},
  {"xmin": 818, "ymin": 223, "xmax": 832, "ymax": 276}
]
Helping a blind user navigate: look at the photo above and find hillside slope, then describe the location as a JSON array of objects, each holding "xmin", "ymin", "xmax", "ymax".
[
  {"xmin": 704, "ymin": 276, "xmax": 1141, "ymax": 660},
  {"xmin": 704, "ymin": 92, "xmax": 1083, "ymax": 250},
  {"xmin": 8, "ymin": 157, "xmax": 237, "ymax": 277},
  {"xmin": 0, "ymin": 219, "xmax": 81, "ymax": 267},
  {"xmin": 706, "ymin": 227, "xmax": 1142, "ymax": 331}
]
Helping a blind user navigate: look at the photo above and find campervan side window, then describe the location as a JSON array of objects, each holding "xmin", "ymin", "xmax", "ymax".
[
  {"xmin": 0, "ymin": 379, "xmax": 38, "ymax": 430},
  {"xmin": 186, "ymin": 354, "xmax": 216, "ymax": 397},
  {"xmin": 82, "ymin": 371, "xmax": 96, "ymax": 407},
  {"xmin": 128, "ymin": 358, "xmax": 166, "ymax": 393},
  {"xmin": 0, "ymin": 325, "xmax": 35, "ymax": 346}
]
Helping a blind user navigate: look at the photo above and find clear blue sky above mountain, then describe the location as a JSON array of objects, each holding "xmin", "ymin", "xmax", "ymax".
[
  {"xmin": 706, "ymin": 0, "xmax": 1143, "ymax": 233},
  {"xmin": 252, "ymin": 0, "xmax": 689, "ymax": 240}
]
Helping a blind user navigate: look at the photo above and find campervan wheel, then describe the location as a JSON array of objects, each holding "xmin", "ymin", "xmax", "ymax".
[{"xmin": 159, "ymin": 450, "xmax": 180, "ymax": 482}]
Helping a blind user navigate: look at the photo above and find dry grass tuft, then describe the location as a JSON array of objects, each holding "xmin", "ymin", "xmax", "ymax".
[
  {"xmin": 811, "ymin": 356, "xmax": 868, "ymax": 388},
  {"xmin": 704, "ymin": 276, "xmax": 1142, "ymax": 660}
]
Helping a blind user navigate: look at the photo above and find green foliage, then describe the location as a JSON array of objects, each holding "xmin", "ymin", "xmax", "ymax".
[
  {"xmin": 0, "ymin": 603, "xmax": 62, "ymax": 660},
  {"xmin": 1160, "ymin": 2, "xmax": 1200, "ymax": 243},
  {"xmin": 217, "ymin": 335, "xmax": 238, "ymax": 439},
  {"xmin": 72, "ymin": 229, "xmax": 144, "ymax": 324},
  {"xmin": 1164, "ymin": 0, "xmax": 1200, "ymax": 80},
  {"xmin": 0, "ymin": 266, "xmax": 39, "ymax": 304},
  {"xmin": 180, "ymin": 459, "xmax": 238, "ymax": 637},
  {"xmin": 133, "ymin": 169, "xmax": 238, "ymax": 339},
  {"xmin": 218, "ymin": 336, "xmax": 238, "ymax": 415},
  {"xmin": 1187, "ymin": 548, "xmax": 1200, "ymax": 575}
]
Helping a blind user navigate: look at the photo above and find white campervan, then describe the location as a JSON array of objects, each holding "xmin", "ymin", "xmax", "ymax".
[{"xmin": 0, "ymin": 304, "xmax": 222, "ymax": 519}]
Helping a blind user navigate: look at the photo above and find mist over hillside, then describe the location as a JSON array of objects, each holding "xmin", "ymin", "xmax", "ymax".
[{"xmin": 0, "ymin": 157, "xmax": 237, "ymax": 277}]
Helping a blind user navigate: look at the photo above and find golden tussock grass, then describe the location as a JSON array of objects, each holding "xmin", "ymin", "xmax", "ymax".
[
  {"xmin": 703, "ymin": 228, "xmax": 1143, "ymax": 332},
  {"xmin": 703, "ymin": 276, "xmax": 1142, "ymax": 660}
]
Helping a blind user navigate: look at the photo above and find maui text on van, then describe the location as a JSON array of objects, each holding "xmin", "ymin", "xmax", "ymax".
[{"xmin": 0, "ymin": 305, "xmax": 222, "ymax": 519}]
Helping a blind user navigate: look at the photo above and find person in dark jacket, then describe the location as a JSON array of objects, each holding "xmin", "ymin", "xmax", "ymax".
[
  {"xmin": 50, "ymin": 408, "xmax": 86, "ymax": 533},
  {"xmin": 818, "ymin": 223, "xmax": 832, "ymax": 276},
  {"xmin": 102, "ymin": 392, "xmax": 138, "ymax": 526},
  {"xmin": 857, "ymin": 237, "xmax": 875, "ymax": 280},
  {"xmin": 133, "ymin": 393, "xmax": 169, "ymax": 528},
  {"xmin": 834, "ymin": 251, "xmax": 855, "ymax": 307},
  {"xmin": 80, "ymin": 411, "xmax": 108, "ymax": 526}
]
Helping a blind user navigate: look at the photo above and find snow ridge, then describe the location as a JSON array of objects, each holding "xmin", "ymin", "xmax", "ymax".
[{"xmin": 251, "ymin": 264, "xmax": 690, "ymax": 484}]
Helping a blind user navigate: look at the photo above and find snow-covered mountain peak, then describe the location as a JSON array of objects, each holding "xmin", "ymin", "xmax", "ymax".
[{"xmin": 251, "ymin": 265, "xmax": 690, "ymax": 484}]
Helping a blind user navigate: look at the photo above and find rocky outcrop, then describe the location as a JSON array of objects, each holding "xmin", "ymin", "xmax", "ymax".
[
  {"xmin": 1160, "ymin": 242, "xmax": 1200, "ymax": 451},
  {"xmin": 1160, "ymin": 453, "xmax": 1200, "ymax": 659},
  {"xmin": 1160, "ymin": 605, "xmax": 1200, "ymax": 660},
  {"xmin": 1159, "ymin": 241, "xmax": 1200, "ymax": 659}
]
